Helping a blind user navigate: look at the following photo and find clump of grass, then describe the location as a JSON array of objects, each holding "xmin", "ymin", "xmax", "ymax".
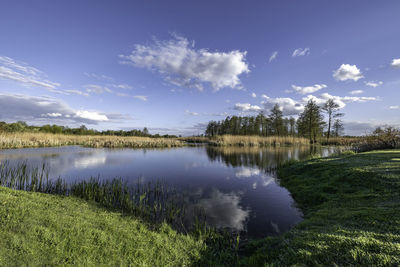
[
  {"xmin": 0, "ymin": 132, "xmax": 184, "ymax": 149},
  {"xmin": 320, "ymin": 136, "xmax": 361, "ymax": 146},
  {"xmin": 203, "ymin": 135, "xmax": 309, "ymax": 147}
]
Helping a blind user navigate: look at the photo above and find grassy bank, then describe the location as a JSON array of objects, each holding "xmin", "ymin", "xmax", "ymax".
[
  {"xmin": 0, "ymin": 132, "xmax": 184, "ymax": 149},
  {"xmin": 242, "ymin": 150, "xmax": 400, "ymax": 265},
  {"xmin": 182, "ymin": 135, "xmax": 310, "ymax": 147},
  {"xmin": 0, "ymin": 186, "xmax": 205, "ymax": 266}
]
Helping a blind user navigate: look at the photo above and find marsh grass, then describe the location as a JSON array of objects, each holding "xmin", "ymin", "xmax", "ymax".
[
  {"xmin": 0, "ymin": 132, "xmax": 184, "ymax": 149},
  {"xmin": 0, "ymin": 161, "xmax": 197, "ymax": 232},
  {"xmin": 182, "ymin": 135, "xmax": 310, "ymax": 147}
]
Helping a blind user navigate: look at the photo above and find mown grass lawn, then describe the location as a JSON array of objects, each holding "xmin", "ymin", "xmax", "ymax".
[
  {"xmin": 0, "ymin": 187, "xmax": 204, "ymax": 266},
  {"xmin": 242, "ymin": 150, "xmax": 400, "ymax": 266}
]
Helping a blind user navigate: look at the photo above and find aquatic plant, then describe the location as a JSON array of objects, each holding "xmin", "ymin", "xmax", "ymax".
[{"xmin": 0, "ymin": 132, "xmax": 184, "ymax": 149}]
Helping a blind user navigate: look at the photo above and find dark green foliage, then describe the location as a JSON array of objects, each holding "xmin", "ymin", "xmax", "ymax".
[
  {"xmin": 0, "ymin": 120, "xmax": 178, "ymax": 138},
  {"xmin": 205, "ymin": 105, "xmax": 295, "ymax": 137},
  {"xmin": 297, "ymin": 99, "xmax": 325, "ymax": 143}
]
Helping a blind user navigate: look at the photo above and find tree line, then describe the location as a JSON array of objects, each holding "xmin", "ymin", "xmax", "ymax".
[
  {"xmin": 205, "ymin": 99, "xmax": 344, "ymax": 143},
  {"xmin": 0, "ymin": 121, "xmax": 178, "ymax": 138}
]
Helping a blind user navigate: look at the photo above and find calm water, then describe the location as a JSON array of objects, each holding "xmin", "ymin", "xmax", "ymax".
[{"xmin": 0, "ymin": 145, "xmax": 340, "ymax": 238}]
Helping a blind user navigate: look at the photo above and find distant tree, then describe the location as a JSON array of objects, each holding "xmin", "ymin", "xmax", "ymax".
[
  {"xmin": 322, "ymin": 99, "xmax": 344, "ymax": 141},
  {"xmin": 297, "ymin": 99, "xmax": 325, "ymax": 143},
  {"xmin": 332, "ymin": 119, "xmax": 344, "ymax": 137},
  {"xmin": 269, "ymin": 104, "xmax": 284, "ymax": 136},
  {"xmin": 143, "ymin": 127, "xmax": 149, "ymax": 136}
]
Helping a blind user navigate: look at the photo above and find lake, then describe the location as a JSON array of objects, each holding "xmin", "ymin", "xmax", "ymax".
[{"xmin": 0, "ymin": 145, "xmax": 340, "ymax": 238}]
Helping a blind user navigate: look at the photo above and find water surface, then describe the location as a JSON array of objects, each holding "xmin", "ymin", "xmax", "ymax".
[{"xmin": 0, "ymin": 145, "xmax": 339, "ymax": 238}]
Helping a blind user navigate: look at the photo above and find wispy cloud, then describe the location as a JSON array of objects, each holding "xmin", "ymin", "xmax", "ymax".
[
  {"xmin": 365, "ymin": 81, "xmax": 383, "ymax": 87},
  {"xmin": 251, "ymin": 92, "xmax": 257, "ymax": 98},
  {"xmin": 292, "ymin": 48, "xmax": 310, "ymax": 57},
  {"xmin": 333, "ymin": 64, "xmax": 364, "ymax": 81},
  {"xmin": 133, "ymin": 95, "xmax": 148, "ymax": 101},
  {"xmin": 119, "ymin": 34, "xmax": 249, "ymax": 91},
  {"xmin": 185, "ymin": 110, "xmax": 199, "ymax": 116},
  {"xmin": 389, "ymin": 105, "xmax": 399, "ymax": 109},
  {"xmin": 84, "ymin": 84, "xmax": 113, "ymax": 94},
  {"xmin": 269, "ymin": 51, "xmax": 278, "ymax": 62},
  {"xmin": 0, "ymin": 93, "xmax": 130, "ymax": 125},
  {"xmin": 349, "ymin": 90, "xmax": 364, "ymax": 95},
  {"xmin": 0, "ymin": 56, "xmax": 61, "ymax": 91}
]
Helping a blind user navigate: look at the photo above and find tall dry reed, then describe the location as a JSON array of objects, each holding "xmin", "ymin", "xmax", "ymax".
[{"xmin": 0, "ymin": 132, "xmax": 184, "ymax": 149}]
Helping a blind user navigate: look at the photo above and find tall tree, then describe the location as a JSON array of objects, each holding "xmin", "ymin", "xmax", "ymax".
[
  {"xmin": 269, "ymin": 104, "xmax": 284, "ymax": 136},
  {"xmin": 297, "ymin": 99, "xmax": 325, "ymax": 143},
  {"xmin": 322, "ymin": 99, "xmax": 344, "ymax": 141}
]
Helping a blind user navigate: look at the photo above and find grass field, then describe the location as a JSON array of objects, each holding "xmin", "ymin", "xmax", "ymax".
[
  {"xmin": 241, "ymin": 150, "xmax": 400, "ymax": 266},
  {"xmin": 0, "ymin": 186, "xmax": 205, "ymax": 266},
  {"xmin": 0, "ymin": 132, "xmax": 184, "ymax": 149}
]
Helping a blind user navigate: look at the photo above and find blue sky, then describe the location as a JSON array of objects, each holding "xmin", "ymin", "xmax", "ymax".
[{"xmin": 0, "ymin": 0, "xmax": 399, "ymax": 135}]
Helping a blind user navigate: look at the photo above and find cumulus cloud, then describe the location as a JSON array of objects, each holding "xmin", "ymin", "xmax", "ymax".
[
  {"xmin": 0, "ymin": 56, "xmax": 61, "ymax": 91},
  {"xmin": 269, "ymin": 51, "xmax": 278, "ymax": 63},
  {"xmin": 292, "ymin": 48, "xmax": 310, "ymax": 57},
  {"xmin": 333, "ymin": 64, "xmax": 364, "ymax": 81},
  {"xmin": 259, "ymin": 92, "xmax": 378, "ymax": 116},
  {"xmin": 391, "ymin": 58, "xmax": 400, "ymax": 68},
  {"xmin": 197, "ymin": 189, "xmax": 249, "ymax": 231},
  {"xmin": 261, "ymin": 95, "xmax": 304, "ymax": 116},
  {"xmin": 349, "ymin": 90, "xmax": 364, "ymax": 95},
  {"xmin": 0, "ymin": 93, "xmax": 129, "ymax": 125},
  {"xmin": 365, "ymin": 81, "xmax": 383, "ymax": 87},
  {"xmin": 291, "ymin": 84, "xmax": 327, "ymax": 94},
  {"xmin": 234, "ymin": 103, "xmax": 262, "ymax": 112},
  {"xmin": 119, "ymin": 35, "xmax": 249, "ymax": 91},
  {"xmin": 251, "ymin": 92, "xmax": 257, "ymax": 98}
]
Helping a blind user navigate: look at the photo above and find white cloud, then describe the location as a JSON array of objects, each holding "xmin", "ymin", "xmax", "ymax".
[
  {"xmin": 260, "ymin": 92, "xmax": 378, "ymax": 116},
  {"xmin": 261, "ymin": 95, "xmax": 304, "ymax": 116},
  {"xmin": 133, "ymin": 95, "xmax": 147, "ymax": 101},
  {"xmin": 0, "ymin": 56, "xmax": 61, "ymax": 91},
  {"xmin": 333, "ymin": 64, "xmax": 364, "ymax": 81},
  {"xmin": 349, "ymin": 90, "xmax": 364, "ymax": 95},
  {"xmin": 365, "ymin": 81, "xmax": 383, "ymax": 87},
  {"xmin": 74, "ymin": 110, "xmax": 108, "ymax": 122},
  {"xmin": 83, "ymin": 72, "xmax": 113, "ymax": 81},
  {"xmin": 235, "ymin": 167, "xmax": 260, "ymax": 178},
  {"xmin": 85, "ymin": 84, "xmax": 113, "ymax": 94},
  {"xmin": 185, "ymin": 110, "xmax": 199, "ymax": 116},
  {"xmin": 110, "ymin": 84, "xmax": 133, "ymax": 90},
  {"xmin": 389, "ymin": 105, "xmax": 399, "ymax": 109},
  {"xmin": 269, "ymin": 51, "xmax": 278, "ymax": 62},
  {"xmin": 0, "ymin": 93, "xmax": 129, "ymax": 125},
  {"xmin": 64, "ymin": 89, "xmax": 89, "ymax": 97},
  {"xmin": 292, "ymin": 48, "xmax": 310, "ymax": 57},
  {"xmin": 391, "ymin": 58, "xmax": 400, "ymax": 68},
  {"xmin": 291, "ymin": 84, "xmax": 327, "ymax": 94},
  {"xmin": 234, "ymin": 103, "xmax": 262, "ymax": 112},
  {"xmin": 119, "ymin": 34, "xmax": 249, "ymax": 91},
  {"xmin": 251, "ymin": 92, "xmax": 257, "ymax": 98}
]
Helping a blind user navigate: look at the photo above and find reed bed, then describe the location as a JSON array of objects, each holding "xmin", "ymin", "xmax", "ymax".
[
  {"xmin": 206, "ymin": 135, "xmax": 309, "ymax": 147},
  {"xmin": 0, "ymin": 132, "xmax": 184, "ymax": 149},
  {"xmin": 0, "ymin": 161, "xmax": 192, "ymax": 231},
  {"xmin": 320, "ymin": 136, "xmax": 361, "ymax": 146}
]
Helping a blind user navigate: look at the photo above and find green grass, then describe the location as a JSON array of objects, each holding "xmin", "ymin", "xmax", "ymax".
[
  {"xmin": 241, "ymin": 150, "xmax": 400, "ymax": 266},
  {"xmin": 0, "ymin": 186, "xmax": 205, "ymax": 266}
]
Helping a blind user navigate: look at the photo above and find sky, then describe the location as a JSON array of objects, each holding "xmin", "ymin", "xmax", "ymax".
[{"xmin": 0, "ymin": 0, "xmax": 399, "ymax": 136}]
